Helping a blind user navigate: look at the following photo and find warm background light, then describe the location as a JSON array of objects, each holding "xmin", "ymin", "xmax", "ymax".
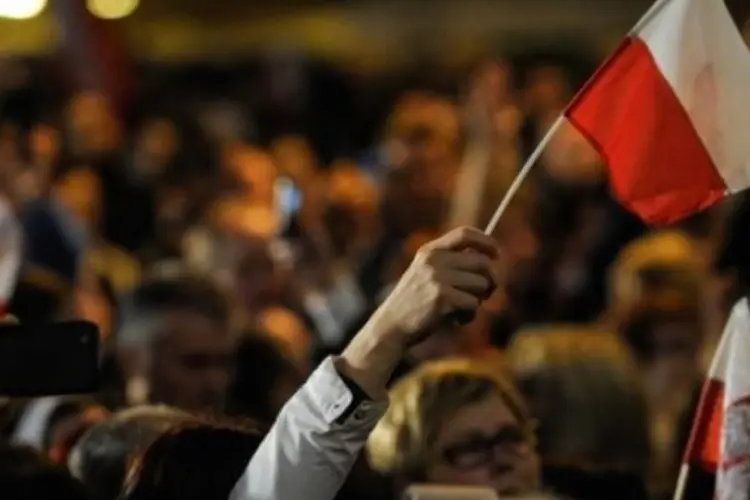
[
  {"xmin": 0, "ymin": 0, "xmax": 46, "ymax": 19},
  {"xmin": 87, "ymin": 0, "xmax": 139, "ymax": 20}
]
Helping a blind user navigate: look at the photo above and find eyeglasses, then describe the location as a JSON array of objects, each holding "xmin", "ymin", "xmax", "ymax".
[{"xmin": 441, "ymin": 425, "xmax": 532, "ymax": 469}]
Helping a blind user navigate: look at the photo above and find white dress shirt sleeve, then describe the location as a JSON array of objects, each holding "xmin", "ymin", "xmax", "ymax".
[
  {"xmin": 229, "ymin": 356, "xmax": 388, "ymax": 500},
  {"xmin": 0, "ymin": 199, "xmax": 21, "ymax": 310}
]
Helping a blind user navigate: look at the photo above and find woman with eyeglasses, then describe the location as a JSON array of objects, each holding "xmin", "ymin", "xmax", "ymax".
[{"xmin": 366, "ymin": 358, "xmax": 541, "ymax": 497}]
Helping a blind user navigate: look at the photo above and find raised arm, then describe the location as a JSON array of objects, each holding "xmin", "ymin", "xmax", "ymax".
[{"xmin": 230, "ymin": 227, "xmax": 500, "ymax": 500}]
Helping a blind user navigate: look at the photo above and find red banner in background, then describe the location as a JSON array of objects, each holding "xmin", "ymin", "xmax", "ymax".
[{"xmin": 50, "ymin": 0, "xmax": 133, "ymax": 114}]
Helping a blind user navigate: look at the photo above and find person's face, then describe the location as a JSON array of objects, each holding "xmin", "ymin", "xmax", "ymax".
[
  {"xmin": 138, "ymin": 119, "xmax": 179, "ymax": 171},
  {"xmin": 524, "ymin": 66, "xmax": 568, "ymax": 114},
  {"xmin": 226, "ymin": 147, "xmax": 278, "ymax": 204},
  {"xmin": 386, "ymin": 99, "xmax": 460, "ymax": 191},
  {"xmin": 67, "ymin": 92, "xmax": 121, "ymax": 154},
  {"xmin": 234, "ymin": 248, "xmax": 280, "ymax": 311},
  {"xmin": 150, "ymin": 311, "xmax": 233, "ymax": 413},
  {"xmin": 271, "ymin": 136, "xmax": 317, "ymax": 186},
  {"xmin": 383, "ymin": 99, "xmax": 460, "ymax": 234},
  {"xmin": 29, "ymin": 124, "xmax": 61, "ymax": 168},
  {"xmin": 390, "ymin": 127, "xmax": 445, "ymax": 174},
  {"xmin": 56, "ymin": 169, "xmax": 102, "ymax": 227},
  {"xmin": 644, "ymin": 321, "xmax": 701, "ymax": 397},
  {"xmin": 382, "ymin": 162, "xmax": 451, "ymax": 234},
  {"xmin": 428, "ymin": 393, "xmax": 540, "ymax": 497},
  {"xmin": 326, "ymin": 167, "xmax": 380, "ymax": 252}
]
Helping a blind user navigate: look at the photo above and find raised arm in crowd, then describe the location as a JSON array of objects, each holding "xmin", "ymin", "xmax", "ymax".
[{"xmin": 230, "ymin": 226, "xmax": 500, "ymax": 500}]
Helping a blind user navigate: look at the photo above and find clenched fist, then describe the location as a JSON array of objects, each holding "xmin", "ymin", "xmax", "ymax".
[
  {"xmin": 376, "ymin": 226, "xmax": 500, "ymax": 345},
  {"xmin": 339, "ymin": 227, "xmax": 501, "ymax": 399}
]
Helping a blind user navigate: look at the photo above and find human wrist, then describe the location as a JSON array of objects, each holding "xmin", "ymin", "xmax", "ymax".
[
  {"xmin": 338, "ymin": 310, "xmax": 406, "ymax": 400},
  {"xmin": 365, "ymin": 304, "xmax": 410, "ymax": 347}
]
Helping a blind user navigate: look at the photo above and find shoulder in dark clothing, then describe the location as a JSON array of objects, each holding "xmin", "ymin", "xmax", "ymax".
[{"xmin": 542, "ymin": 465, "xmax": 649, "ymax": 500}]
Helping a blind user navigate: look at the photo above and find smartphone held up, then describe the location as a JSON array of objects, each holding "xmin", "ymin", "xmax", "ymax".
[{"xmin": 0, "ymin": 320, "xmax": 100, "ymax": 397}]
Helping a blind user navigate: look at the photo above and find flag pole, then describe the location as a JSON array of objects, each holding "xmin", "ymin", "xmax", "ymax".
[
  {"xmin": 671, "ymin": 298, "xmax": 737, "ymax": 500},
  {"xmin": 672, "ymin": 464, "xmax": 689, "ymax": 500},
  {"xmin": 483, "ymin": 0, "xmax": 675, "ymax": 236},
  {"xmin": 483, "ymin": 115, "xmax": 566, "ymax": 235}
]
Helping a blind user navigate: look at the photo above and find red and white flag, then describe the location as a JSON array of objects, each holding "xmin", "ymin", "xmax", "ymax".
[
  {"xmin": 681, "ymin": 298, "xmax": 750, "ymax": 500},
  {"xmin": 566, "ymin": 0, "xmax": 750, "ymax": 225},
  {"xmin": 0, "ymin": 198, "xmax": 21, "ymax": 316}
]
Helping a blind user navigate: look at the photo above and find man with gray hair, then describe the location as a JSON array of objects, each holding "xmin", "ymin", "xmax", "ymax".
[{"xmin": 116, "ymin": 267, "xmax": 234, "ymax": 413}]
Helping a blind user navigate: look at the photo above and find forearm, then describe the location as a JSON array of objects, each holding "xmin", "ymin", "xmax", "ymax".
[
  {"xmin": 337, "ymin": 308, "xmax": 404, "ymax": 400},
  {"xmin": 233, "ymin": 225, "xmax": 499, "ymax": 500},
  {"xmin": 231, "ymin": 358, "xmax": 387, "ymax": 500}
]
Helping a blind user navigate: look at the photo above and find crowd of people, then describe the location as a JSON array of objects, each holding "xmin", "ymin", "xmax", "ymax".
[{"xmin": 0, "ymin": 49, "xmax": 748, "ymax": 500}]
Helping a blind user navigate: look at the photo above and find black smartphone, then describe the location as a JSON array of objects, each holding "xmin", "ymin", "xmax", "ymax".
[{"xmin": 0, "ymin": 321, "xmax": 100, "ymax": 397}]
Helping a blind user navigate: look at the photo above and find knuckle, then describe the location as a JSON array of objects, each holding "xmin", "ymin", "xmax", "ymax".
[
  {"xmin": 458, "ymin": 226, "xmax": 474, "ymax": 239},
  {"xmin": 436, "ymin": 288, "xmax": 452, "ymax": 310},
  {"xmin": 425, "ymin": 266, "xmax": 441, "ymax": 285},
  {"xmin": 421, "ymin": 249, "xmax": 440, "ymax": 267},
  {"xmin": 486, "ymin": 257, "xmax": 499, "ymax": 268},
  {"xmin": 478, "ymin": 274, "xmax": 491, "ymax": 289},
  {"xmin": 479, "ymin": 254, "xmax": 493, "ymax": 269},
  {"xmin": 427, "ymin": 282, "xmax": 443, "ymax": 304},
  {"xmin": 415, "ymin": 246, "xmax": 433, "ymax": 262}
]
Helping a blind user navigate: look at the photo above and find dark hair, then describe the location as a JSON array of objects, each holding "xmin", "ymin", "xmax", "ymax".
[
  {"xmin": 121, "ymin": 420, "xmax": 262, "ymax": 500},
  {"xmin": 70, "ymin": 406, "xmax": 190, "ymax": 500},
  {"xmin": 0, "ymin": 440, "xmax": 91, "ymax": 500},
  {"xmin": 48, "ymin": 148, "xmax": 106, "ymax": 186},
  {"xmin": 717, "ymin": 193, "xmax": 750, "ymax": 294},
  {"xmin": 8, "ymin": 277, "xmax": 69, "ymax": 323},
  {"xmin": 118, "ymin": 270, "xmax": 230, "ymax": 345},
  {"xmin": 225, "ymin": 331, "xmax": 303, "ymax": 423}
]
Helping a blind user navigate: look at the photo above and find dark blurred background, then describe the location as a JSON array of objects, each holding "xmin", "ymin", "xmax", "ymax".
[{"xmin": 1, "ymin": 1, "xmax": 749, "ymax": 499}]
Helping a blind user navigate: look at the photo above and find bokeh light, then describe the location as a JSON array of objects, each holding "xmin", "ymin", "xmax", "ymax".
[
  {"xmin": 0, "ymin": 0, "xmax": 46, "ymax": 19},
  {"xmin": 87, "ymin": 0, "xmax": 139, "ymax": 20}
]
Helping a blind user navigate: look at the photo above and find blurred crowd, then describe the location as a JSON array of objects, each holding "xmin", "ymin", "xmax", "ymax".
[{"xmin": 0, "ymin": 50, "xmax": 748, "ymax": 500}]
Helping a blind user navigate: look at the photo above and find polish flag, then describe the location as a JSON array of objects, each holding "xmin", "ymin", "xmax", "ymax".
[
  {"xmin": 0, "ymin": 198, "xmax": 21, "ymax": 316},
  {"xmin": 680, "ymin": 298, "xmax": 750, "ymax": 500},
  {"xmin": 566, "ymin": 0, "xmax": 750, "ymax": 225}
]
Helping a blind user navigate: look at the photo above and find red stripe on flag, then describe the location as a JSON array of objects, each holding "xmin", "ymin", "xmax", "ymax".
[
  {"xmin": 684, "ymin": 378, "xmax": 724, "ymax": 471},
  {"xmin": 565, "ymin": 37, "xmax": 728, "ymax": 225}
]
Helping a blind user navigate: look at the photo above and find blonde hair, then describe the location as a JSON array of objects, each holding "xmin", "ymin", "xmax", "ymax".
[
  {"xmin": 506, "ymin": 326, "xmax": 636, "ymax": 377},
  {"xmin": 506, "ymin": 327, "xmax": 649, "ymax": 471},
  {"xmin": 608, "ymin": 230, "xmax": 706, "ymax": 312},
  {"xmin": 367, "ymin": 358, "xmax": 530, "ymax": 479}
]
